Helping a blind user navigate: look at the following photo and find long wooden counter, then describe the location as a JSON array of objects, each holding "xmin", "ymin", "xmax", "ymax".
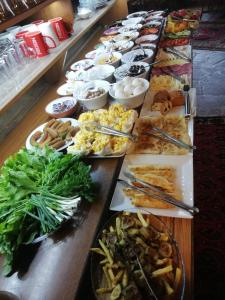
[{"xmin": 0, "ymin": 29, "xmax": 193, "ymax": 300}]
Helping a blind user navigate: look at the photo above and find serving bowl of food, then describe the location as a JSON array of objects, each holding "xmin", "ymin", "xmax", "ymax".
[
  {"xmin": 121, "ymin": 48, "xmax": 154, "ymax": 64},
  {"xmin": 66, "ymin": 65, "xmax": 115, "ymax": 83},
  {"xmin": 94, "ymin": 51, "xmax": 122, "ymax": 68},
  {"xmin": 127, "ymin": 11, "xmax": 148, "ymax": 19},
  {"xmin": 70, "ymin": 59, "xmax": 94, "ymax": 71},
  {"xmin": 45, "ymin": 97, "xmax": 77, "ymax": 118},
  {"xmin": 135, "ymin": 34, "xmax": 159, "ymax": 44},
  {"xmin": 122, "ymin": 17, "xmax": 144, "ymax": 26},
  {"xmin": 110, "ymin": 77, "xmax": 149, "ymax": 108},
  {"xmin": 91, "ymin": 211, "xmax": 185, "ymax": 300},
  {"xmin": 112, "ymin": 31, "xmax": 140, "ymax": 43},
  {"xmin": 103, "ymin": 40, "xmax": 134, "ymax": 54},
  {"xmin": 118, "ymin": 24, "xmax": 143, "ymax": 33},
  {"xmin": 114, "ymin": 62, "xmax": 150, "ymax": 81},
  {"xmin": 73, "ymin": 80, "xmax": 110, "ymax": 110},
  {"xmin": 132, "ymin": 43, "xmax": 157, "ymax": 51}
]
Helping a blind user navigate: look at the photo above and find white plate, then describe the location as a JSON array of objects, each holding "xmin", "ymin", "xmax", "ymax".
[
  {"xmin": 70, "ymin": 59, "xmax": 94, "ymax": 71},
  {"xmin": 122, "ymin": 17, "xmax": 144, "ymax": 26},
  {"xmin": 26, "ymin": 118, "xmax": 79, "ymax": 151},
  {"xmin": 57, "ymin": 82, "xmax": 84, "ymax": 96},
  {"xmin": 140, "ymin": 88, "xmax": 197, "ymax": 119},
  {"xmin": 127, "ymin": 11, "xmax": 148, "ymax": 19},
  {"xmin": 110, "ymin": 154, "xmax": 193, "ymax": 218}
]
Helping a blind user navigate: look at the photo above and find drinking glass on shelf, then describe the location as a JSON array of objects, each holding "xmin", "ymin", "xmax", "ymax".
[
  {"xmin": 4, "ymin": 0, "xmax": 29, "ymax": 15},
  {"xmin": 0, "ymin": 0, "xmax": 15, "ymax": 22}
]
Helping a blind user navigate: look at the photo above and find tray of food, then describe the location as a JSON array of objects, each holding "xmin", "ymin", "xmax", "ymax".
[
  {"xmin": 67, "ymin": 104, "xmax": 138, "ymax": 157},
  {"xmin": 110, "ymin": 155, "xmax": 193, "ymax": 218},
  {"xmin": 91, "ymin": 211, "xmax": 185, "ymax": 299},
  {"xmin": 140, "ymin": 88, "xmax": 196, "ymax": 117},
  {"xmin": 26, "ymin": 118, "xmax": 79, "ymax": 151},
  {"xmin": 149, "ymin": 74, "xmax": 191, "ymax": 92},
  {"xmin": 130, "ymin": 115, "xmax": 193, "ymax": 155}
]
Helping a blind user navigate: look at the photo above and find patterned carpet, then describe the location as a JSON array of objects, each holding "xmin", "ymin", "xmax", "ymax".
[
  {"xmin": 192, "ymin": 23, "xmax": 225, "ymax": 50},
  {"xmin": 194, "ymin": 117, "xmax": 225, "ymax": 299}
]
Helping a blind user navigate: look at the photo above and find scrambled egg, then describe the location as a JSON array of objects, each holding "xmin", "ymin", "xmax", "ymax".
[
  {"xmin": 69, "ymin": 104, "xmax": 136, "ymax": 156},
  {"xmin": 150, "ymin": 75, "xmax": 184, "ymax": 92}
]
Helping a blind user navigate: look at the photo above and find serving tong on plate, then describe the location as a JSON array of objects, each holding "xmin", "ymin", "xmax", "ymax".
[
  {"xmin": 83, "ymin": 122, "xmax": 138, "ymax": 141},
  {"xmin": 148, "ymin": 126, "xmax": 196, "ymax": 151},
  {"xmin": 163, "ymin": 47, "xmax": 191, "ymax": 62},
  {"xmin": 118, "ymin": 172, "xmax": 199, "ymax": 216}
]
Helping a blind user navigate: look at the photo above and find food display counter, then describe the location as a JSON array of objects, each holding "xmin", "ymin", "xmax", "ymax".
[{"xmin": 0, "ymin": 5, "xmax": 198, "ymax": 300}]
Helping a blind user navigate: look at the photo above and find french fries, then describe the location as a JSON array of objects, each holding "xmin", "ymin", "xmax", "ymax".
[{"xmin": 91, "ymin": 211, "xmax": 182, "ymax": 299}]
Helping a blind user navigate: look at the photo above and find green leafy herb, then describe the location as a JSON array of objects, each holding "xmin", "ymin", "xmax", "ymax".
[{"xmin": 0, "ymin": 147, "xmax": 95, "ymax": 275}]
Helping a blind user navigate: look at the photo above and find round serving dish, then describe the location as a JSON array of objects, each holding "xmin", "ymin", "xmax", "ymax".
[
  {"xmin": 73, "ymin": 80, "xmax": 110, "ymax": 110},
  {"xmin": 70, "ymin": 59, "xmax": 94, "ymax": 71},
  {"xmin": 109, "ymin": 77, "xmax": 149, "ymax": 108},
  {"xmin": 114, "ymin": 61, "xmax": 150, "ymax": 81},
  {"xmin": 94, "ymin": 51, "xmax": 122, "ymax": 68},
  {"xmin": 122, "ymin": 17, "xmax": 144, "ymax": 26},
  {"xmin": 135, "ymin": 34, "xmax": 159, "ymax": 44},
  {"xmin": 127, "ymin": 11, "xmax": 148, "ymax": 19},
  {"xmin": 121, "ymin": 48, "xmax": 154, "ymax": 64},
  {"xmin": 103, "ymin": 40, "xmax": 134, "ymax": 54},
  {"xmin": 91, "ymin": 211, "xmax": 185, "ymax": 300},
  {"xmin": 45, "ymin": 97, "xmax": 77, "ymax": 118}
]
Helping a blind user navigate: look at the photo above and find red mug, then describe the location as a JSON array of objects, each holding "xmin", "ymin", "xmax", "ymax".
[
  {"xmin": 49, "ymin": 17, "xmax": 69, "ymax": 41},
  {"xmin": 15, "ymin": 30, "xmax": 29, "ymax": 39},
  {"xmin": 24, "ymin": 31, "xmax": 49, "ymax": 58}
]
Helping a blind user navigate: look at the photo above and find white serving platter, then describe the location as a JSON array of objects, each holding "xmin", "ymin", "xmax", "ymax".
[
  {"xmin": 140, "ymin": 88, "xmax": 197, "ymax": 118},
  {"xmin": 110, "ymin": 154, "xmax": 194, "ymax": 218},
  {"xmin": 26, "ymin": 118, "xmax": 79, "ymax": 152}
]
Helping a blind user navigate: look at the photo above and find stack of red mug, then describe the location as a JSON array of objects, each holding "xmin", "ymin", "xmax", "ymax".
[{"xmin": 15, "ymin": 17, "xmax": 71, "ymax": 59}]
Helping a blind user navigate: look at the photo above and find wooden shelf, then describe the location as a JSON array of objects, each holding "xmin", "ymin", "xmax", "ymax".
[
  {"xmin": 0, "ymin": 0, "xmax": 116, "ymax": 114},
  {"xmin": 0, "ymin": 0, "xmax": 57, "ymax": 32}
]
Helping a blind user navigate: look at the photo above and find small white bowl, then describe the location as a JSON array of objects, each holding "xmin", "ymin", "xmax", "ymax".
[
  {"xmin": 57, "ymin": 82, "xmax": 84, "ymax": 96},
  {"xmin": 127, "ymin": 11, "xmax": 148, "ymax": 19},
  {"xmin": 45, "ymin": 97, "xmax": 77, "ymax": 118},
  {"xmin": 135, "ymin": 34, "xmax": 159, "ymax": 44},
  {"xmin": 109, "ymin": 78, "xmax": 149, "ymax": 108},
  {"xmin": 103, "ymin": 40, "xmax": 134, "ymax": 54},
  {"xmin": 70, "ymin": 59, "xmax": 94, "ymax": 71},
  {"xmin": 121, "ymin": 48, "xmax": 154, "ymax": 64},
  {"xmin": 113, "ymin": 31, "xmax": 139, "ymax": 42},
  {"xmin": 118, "ymin": 24, "xmax": 143, "ymax": 33},
  {"xmin": 94, "ymin": 51, "xmax": 122, "ymax": 68},
  {"xmin": 86, "ymin": 64, "xmax": 115, "ymax": 82},
  {"xmin": 85, "ymin": 49, "xmax": 105, "ymax": 60},
  {"xmin": 122, "ymin": 17, "xmax": 144, "ymax": 26},
  {"xmin": 114, "ymin": 61, "xmax": 150, "ymax": 81},
  {"xmin": 73, "ymin": 80, "xmax": 110, "ymax": 110},
  {"xmin": 132, "ymin": 43, "xmax": 157, "ymax": 51}
]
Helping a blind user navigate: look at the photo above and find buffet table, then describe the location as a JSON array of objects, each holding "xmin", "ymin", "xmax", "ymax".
[
  {"xmin": 0, "ymin": 31, "xmax": 193, "ymax": 300},
  {"xmin": 0, "ymin": 5, "xmax": 196, "ymax": 300}
]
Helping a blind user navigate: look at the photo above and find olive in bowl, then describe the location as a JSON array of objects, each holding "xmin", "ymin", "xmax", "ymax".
[{"xmin": 45, "ymin": 97, "xmax": 77, "ymax": 118}]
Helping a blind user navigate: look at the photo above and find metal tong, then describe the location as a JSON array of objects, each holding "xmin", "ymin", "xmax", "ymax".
[
  {"xmin": 183, "ymin": 84, "xmax": 191, "ymax": 119},
  {"xmin": 163, "ymin": 47, "xmax": 191, "ymax": 62},
  {"xmin": 147, "ymin": 126, "xmax": 196, "ymax": 151},
  {"xmin": 84, "ymin": 122, "xmax": 138, "ymax": 141},
  {"xmin": 161, "ymin": 68, "xmax": 186, "ymax": 84},
  {"xmin": 125, "ymin": 237, "xmax": 158, "ymax": 300},
  {"xmin": 171, "ymin": 15, "xmax": 197, "ymax": 22},
  {"xmin": 119, "ymin": 172, "xmax": 199, "ymax": 216}
]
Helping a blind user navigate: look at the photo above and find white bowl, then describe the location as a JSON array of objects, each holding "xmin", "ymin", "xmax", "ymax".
[
  {"xmin": 94, "ymin": 51, "xmax": 122, "ymax": 68},
  {"xmin": 109, "ymin": 78, "xmax": 149, "ymax": 108},
  {"xmin": 73, "ymin": 80, "xmax": 110, "ymax": 110},
  {"xmin": 103, "ymin": 40, "xmax": 134, "ymax": 54},
  {"xmin": 135, "ymin": 34, "xmax": 159, "ymax": 44},
  {"xmin": 132, "ymin": 43, "xmax": 157, "ymax": 51},
  {"xmin": 86, "ymin": 64, "xmax": 115, "ymax": 82},
  {"xmin": 57, "ymin": 81, "xmax": 84, "ymax": 96},
  {"xmin": 127, "ymin": 11, "xmax": 148, "ymax": 19},
  {"xmin": 118, "ymin": 24, "xmax": 143, "ymax": 33},
  {"xmin": 85, "ymin": 49, "xmax": 105, "ymax": 60},
  {"xmin": 70, "ymin": 59, "xmax": 94, "ymax": 71},
  {"xmin": 122, "ymin": 17, "xmax": 144, "ymax": 26},
  {"xmin": 113, "ymin": 31, "xmax": 139, "ymax": 42},
  {"xmin": 114, "ymin": 62, "xmax": 150, "ymax": 81},
  {"xmin": 45, "ymin": 97, "xmax": 77, "ymax": 118},
  {"xmin": 121, "ymin": 48, "xmax": 154, "ymax": 64}
]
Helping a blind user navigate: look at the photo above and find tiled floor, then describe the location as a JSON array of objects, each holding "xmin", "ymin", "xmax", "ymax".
[{"xmin": 193, "ymin": 49, "xmax": 225, "ymax": 116}]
